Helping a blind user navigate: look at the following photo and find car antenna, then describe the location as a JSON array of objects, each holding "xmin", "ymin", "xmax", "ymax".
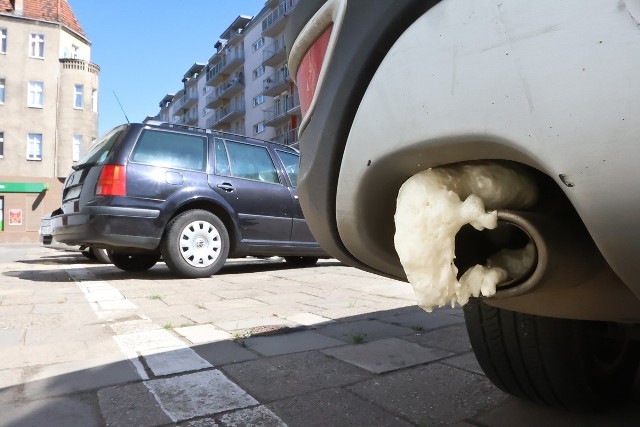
[{"xmin": 113, "ymin": 91, "xmax": 130, "ymax": 123}]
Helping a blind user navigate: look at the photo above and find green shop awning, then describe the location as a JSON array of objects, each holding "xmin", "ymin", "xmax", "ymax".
[{"xmin": 0, "ymin": 182, "xmax": 49, "ymax": 193}]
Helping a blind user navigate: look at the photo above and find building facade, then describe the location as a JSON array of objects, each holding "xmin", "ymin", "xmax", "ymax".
[
  {"xmin": 0, "ymin": 0, "xmax": 99, "ymax": 243},
  {"xmin": 155, "ymin": 0, "xmax": 300, "ymax": 146}
]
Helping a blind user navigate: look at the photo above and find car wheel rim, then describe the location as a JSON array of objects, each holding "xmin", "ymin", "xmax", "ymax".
[{"xmin": 179, "ymin": 220, "xmax": 221, "ymax": 268}]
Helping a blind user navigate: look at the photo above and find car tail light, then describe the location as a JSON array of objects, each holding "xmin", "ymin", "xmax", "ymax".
[
  {"xmin": 296, "ymin": 25, "xmax": 333, "ymax": 118},
  {"xmin": 96, "ymin": 164, "xmax": 126, "ymax": 196}
]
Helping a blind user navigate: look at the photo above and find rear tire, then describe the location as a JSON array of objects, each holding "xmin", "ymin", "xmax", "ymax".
[
  {"xmin": 108, "ymin": 252, "xmax": 160, "ymax": 272},
  {"xmin": 161, "ymin": 210, "xmax": 229, "ymax": 278},
  {"xmin": 463, "ymin": 298, "xmax": 640, "ymax": 410},
  {"xmin": 284, "ymin": 256, "xmax": 319, "ymax": 267}
]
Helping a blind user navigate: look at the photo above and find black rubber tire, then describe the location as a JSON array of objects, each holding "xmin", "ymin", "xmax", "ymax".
[
  {"xmin": 463, "ymin": 298, "xmax": 640, "ymax": 410},
  {"xmin": 160, "ymin": 210, "xmax": 229, "ymax": 278},
  {"xmin": 284, "ymin": 256, "xmax": 319, "ymax": 266},
  {"xmin": 82, "ymin": 249, "xmax": 95, "ymax": 260},
  {"xmin": 90, "ymin": 247, "xmax": 111, "ymax": 264},
  {"xmin": 108, "ymin": 252, "xmax": 160, "ymax": 272}
]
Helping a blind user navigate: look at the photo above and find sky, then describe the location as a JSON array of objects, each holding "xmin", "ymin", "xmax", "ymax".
[{"xmin": 68, "ymin": 0, "xmax": 267, "ymax": 135}]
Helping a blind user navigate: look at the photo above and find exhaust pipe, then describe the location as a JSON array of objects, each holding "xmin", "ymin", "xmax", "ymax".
[{"xmin": 459, "ymin": 209, "xmax": 640, "ymax": 322}]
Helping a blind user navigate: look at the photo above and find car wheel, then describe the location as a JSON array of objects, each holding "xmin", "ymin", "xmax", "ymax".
[
  {"xmin": 108, "ymin": 252, "xmax": 160, "ymax": 272},
  {"xmin": 463, "ymin": 298, "xmax": 640, "ymax": 410},
  {"xmin": 90, "ymin": 247, "xmax": 111, "ymax": 264},
  {"xmin": 284, "ymin": 256, "xmax": 319, "ymax": 267},
  {"xmin": 160, "ymin": 209, "xmax": 229, "ymax": 278}
]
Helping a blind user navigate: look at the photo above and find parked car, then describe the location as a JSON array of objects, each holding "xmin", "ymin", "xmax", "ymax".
[
  {"xmin": 41, "ymin": 212, "xmax": 111, "ymax": 263},
  {"xmin": 51, "ymin": 122, "xmax": 325, "ymax": 278},
  {"xmin": 285, "ymin": 0, "xmax": 640, "ymax": 410}
]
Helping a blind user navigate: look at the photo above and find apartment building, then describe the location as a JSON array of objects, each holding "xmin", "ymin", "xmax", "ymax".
[
  {"xmin": 0, "ymin": 0, "xmax": 99, "ymax": 243},
  {"xmin": 155, "ymin": 0, "xmax": 300, "ymax": 146}
]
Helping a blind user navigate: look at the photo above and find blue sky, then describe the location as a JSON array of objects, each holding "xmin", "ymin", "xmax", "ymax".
[{"xmin": 68, "ymin": 0, "xmax": 266, "ymax": 135}]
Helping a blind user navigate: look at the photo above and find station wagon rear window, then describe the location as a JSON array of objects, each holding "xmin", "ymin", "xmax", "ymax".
[
  {"xmin": 131, "ymin": 129, "xmax": 207, "ymax": 171},
  {"xmin": 75, "ymin": 125, "xmax": 125, "ymax": 168}
]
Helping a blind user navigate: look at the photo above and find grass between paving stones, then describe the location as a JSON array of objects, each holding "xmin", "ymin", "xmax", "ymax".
[
  {"xmin": 163, "ymin": 322, "xmax": 174, "ymax": 330},
  {"xmin": 148, "ymin": 295, "xmax": 163, "ymax": 300},
  {"xmin": 350, "ymin": 333, "xmax": 367, "ymax": 344}
]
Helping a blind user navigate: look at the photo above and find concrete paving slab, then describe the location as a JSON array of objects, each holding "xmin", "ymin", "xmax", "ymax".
[
  {"xmin": 222, "ymin": 351, "xmax": 373, "ymax": 402},
  {"xmin": 213, "ymin": 406, "xmax": 285, "ymax": 427},
  {"xmin": 376, "ymin": 306, "xmax": 464, "ymax": 331},
  {"xmin": 348, "ymin": 363, "xmax": 508, "ymax": 425},
  {"xmin": 145, "ymin": 370, "xmax": 258, "ymax": 422},
  {"xmin": 109, "ymin": 318, "xmax": 160, "ymax": 335},
  {"xmin": 286, "ymin": 312, "xmax": 334, "ymax": 326},
  {"xmin": 244, "ymin": 330, "xmax": 345, "ymax": 356},
  {"xmin": 97, "ymin": 299, "xmax": 138, "ymax": 311},
  {"xmin": 0, "ymin": 395, "xmax": 102, "ymax": 427},
  {"xmin": 315, "ymin": 319, "xmax": 416, "ymax": 343},
  {"xmin": 402, "ymin": 323, "xmax": 472, "ymax": 353},
  {"xmin": 174, "ymin": 324, "xmax": 232, "ymax": 344},
  {"xmin": 23, "ymin": 357, "xmax": 140, "ymax": 399},
  {"xmin": 215, "ymin": 316, "xmax": 294, "ymax": 332},
  {"xmin": 323, "ymin": 338, "xmax": 452, "ymax": 374},
  {"xmin": 0, "ymin": 328, "xmax": 23, "ymax": 347},
  {"xmin": 113, "ymin": 329, "xmax": 186, "ymax": 355},
  {"xmin": 191, "ymin": 340, "xmax": 260, "ymax": 366},
  {"xmin": 267, "ymin": 388, "xmax": 413, "ymax": 427},
  {"xmin": 98, "ymin": 381, "xmax": 173, "ymax": 427},
  {"xmin": 441, "ymin": 351, "xmax": 485, "ymax": 375},
  {"xmin": 142, "ymin": 347, "xmax": 212, "ymax": 377},
  {"xmin": 0, "ymin": 305, "xmax": 34, "ymax": 315}
]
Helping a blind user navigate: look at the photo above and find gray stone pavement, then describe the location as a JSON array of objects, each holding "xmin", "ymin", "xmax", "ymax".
[{"xmin": 0, "ymin": 244, "xmax": 638, "ymax": 426}]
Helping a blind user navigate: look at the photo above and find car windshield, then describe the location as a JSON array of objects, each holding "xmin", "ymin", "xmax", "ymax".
[{"xmin": 75, "ymin": 125, "xmax": 126, "ymax": 167}]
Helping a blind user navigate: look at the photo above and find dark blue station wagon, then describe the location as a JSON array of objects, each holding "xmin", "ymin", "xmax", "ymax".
[{"xmin": 51, "ymin": 122, "xmax": 326, "ymax": 277}]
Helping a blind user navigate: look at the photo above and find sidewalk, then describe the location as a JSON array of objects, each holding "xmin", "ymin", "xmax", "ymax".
[{"xmin": 0, "ymin": 244, "xmax": 638, "ymax": 426}]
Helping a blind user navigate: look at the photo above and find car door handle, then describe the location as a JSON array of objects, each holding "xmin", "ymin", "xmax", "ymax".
[{"xmin": 217, "ymin": 183, "xmax": 234, "ymax": 192}]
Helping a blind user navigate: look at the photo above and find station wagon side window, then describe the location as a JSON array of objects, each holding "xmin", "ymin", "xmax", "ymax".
[
  {"xmin": 224, "ymin": 140, "xmax": 280, "ymax": 184},
  {"xmin": 275, "ymin": 150, "xmax": 299, "ymax": 187},
  {"xmin": 131, "ymin": 130, "xmax": 207, "ymax": 171},
  {"xmin": 214, "ymin": 138, "xmax": 231, "ymax": 176}
]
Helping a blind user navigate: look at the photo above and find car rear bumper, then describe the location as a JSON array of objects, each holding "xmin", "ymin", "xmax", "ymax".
[{"xmin": 52, "ymin": 206, "xmax": 161, "ymax": 251}]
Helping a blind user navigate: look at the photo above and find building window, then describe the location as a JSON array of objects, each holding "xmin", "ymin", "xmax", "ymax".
[
  {"xmin": 92, "ymin": 89, "xmax": 98, "ymax": 112},
  {"xmin": 252, "ymin": 37, "xmax": 264, "ymax": 52},
  {"xmin": 253, "ymin": 122, "xmax": 266, "ymax": 135},
  {"xmin": 29, "ymin": 33, "xmax": 45, "ymax": 58},
  {"xmin": 0, "ymin": 132, "xmax": 4, "ymax": 158},
  {"xmin": 252, "ymin": 65, "xmax": 265, "ymax": 80},
  {"xmin": 71, "ymin": 44, "xmax": 79, "ymax": 59},
  {"xmin": 0, "ymin": 29, "xmax": 6, "ymax": 54},
  {"xmin": 27, "ymin": 81, "xmax": 44, "ymax": 108},
  {"xmin": 253, "ymin": 94, "xmax": 265, "ymax": 107},
  {"xmin": 72, "ymin": 135, "xmax": 82, "ymax": 161},
  {"xmin": 74, "ymin": 84, "xmax": 84, "ymax": 109},
  {"xmin": 27, "ymin": 133, "xmax": 42, "ymax": 160},
  {"xmin": 0, "ymin": 78, "xmax": 5, "ymax": 104}
]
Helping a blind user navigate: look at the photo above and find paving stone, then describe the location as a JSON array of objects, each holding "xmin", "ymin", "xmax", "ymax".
[
  {"xmin": 401, "ymin": 323, "xmax": 473, "ymax": 353},
  {"xmin": 98, "ymin": 381, "xmax": 173, "ymax": 427},
  {"xmin": 143, "ymin": 347, "xmax": 212, "ymax": 377},
  {"xmin": 322, "ymin": 338, "xmax": 451, "ymax": 374},
  {"xmin": 110, "ymin": 318, "xmax": 160, "ymax": 335},
  {"xmin": 440, "ymin": 351, "xmax": 485, "ymax": 375},
  {"xmin": 174, "ymin": 324, "xmax": 232, "ymax": 344},
  {"xmin": 214, "ymin": 406, "xmax": 285, "ymax": 427},
  {"xmin": 191, "ymin": 340, "xmax": 260, "ymax": 366},
  {"xmin": 97, "ymin": 299, "xmax": 138, "ymax": 311},
  {"xmin": 267, "ymin": 388, "xmax": 413, "ymax": 427},
  {"xmin": 0, "ymin": 305, "xmax": 33, "ymax": 315},
  {"xmin": 0, "ymin": 395, "xmax": 102, "ymax": 427},
  {"xmin": 0, "ymin": 328, "xmax": 23, "ymax": 347},
  {"xmin": 23, "ymin": 357, "xmax": 141, "ymax": 399},
  {"xmin": 285, "ymin": 312, "xmax": 334, "ymax": 327},
  {"xmin": 315, "ymin": 319, "xmax": 416, "ymax": 343},
  {"xmin": 215, "ymin": 316, "xmax": 294, "ymax": 332},
  {"xmin": 376, "ymin": 306, "xmax": 464, "ymax": 331},
  {"xmin": 348, "ymin": 363, "xmax": 508, "ymax": 425},
  {"xmin": 222, "ymin": 351, "xmax": 372, "ymax": 402},
  {"xmin": 145, "ymin": 370, "xmax": 258, "ymax": 422},
  {"xmin": 113, "ymin": 329, "xmax": 185, "ymax": 355},
  {"xmin": 243, "ymin": 330, "xmax": 345, "ymax": 356}
]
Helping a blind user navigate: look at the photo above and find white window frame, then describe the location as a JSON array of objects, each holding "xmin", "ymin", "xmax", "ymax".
[
  {"xmin": 0, "ymin": 29, "xmax": 7, "ymax": 54},
  {"xmin": 0, "ymin": 78, "xmax": 5, "ymax": 104},
  {"xmin": 74, "ymin": 84, "xmax": 84, "ymax": 109},
  {"xmin": 71, "ymin": 44, "xmax": 79, "ymax": 59},
  {"xmin": 253, "ymin": 94, "xmax": 265, "ymax": 107},
  {"xmin": 91, "ymin": 89, "xmax": 98, "ymax": 113},
  {"xmin": 29, "ymin": 33, "xmax": 45, "ymax": 59},
  {"xmin": 27, "ymin": 81, "xmax": 44, "ymax": 108},
  {"xmin": 0, "ymin": 131, "xmax": 4, "ymax": 158},
  {"xmin": 253, "ymin": 121, "xmax": 266, "ymax": 135},
  {"xmin": 252, "ymin": 65, "xmax": 265, "ymax": 80},
  {"xmin": 72, "ymin": 135, "xmax": 82, "ymax": 162},
  {"xmin": 27, "ymin": 133, "xmax": 42, "ymax": 160},
  {"xmin": 252, "ymin": 37, "xmax": 264, "ymax": 52}
]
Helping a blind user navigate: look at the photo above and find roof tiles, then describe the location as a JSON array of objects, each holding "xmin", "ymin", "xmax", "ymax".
[{"xmin": 0, "ymin": 0, "xmax": 85, "ymax": 37}]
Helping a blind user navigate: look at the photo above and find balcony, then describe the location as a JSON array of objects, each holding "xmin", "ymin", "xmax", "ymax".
[
  {"xmin": 207, "ymin": 103, "xmax": 245, "ymax": 128},
  {"xmin": 270, "ymin": 128, "xmax": 298, "ymax": 146},
  {"xmin": 262, "ymin": 35, "xmax": 286, "ymax": 67},
  {"xmin": 206, "ymin": 74, "xmax": 245, "ymax": 109},
  {"xmin": 176, "ymin": 111, "xmax": 198, "ymax": 126},
  {"xmin": 262, "ymin": 0, "xmax": 297, "ymax": 37},
  {"xmin": 263, "ymin": 67, "xmax": 290, "ymax": 97},
  {"xmin": 60, "ymin": 58, "xmax": 100, "ymax": 75},
  {"xmin": 172, "ymin": 92, "xmax": 186, "ymax": 116},
  {"xmin": 264, "ymin": 93, "xmax": 299, "ymax": 127},
  {"xmin": 177, "ymin": 90, "xmax": 198, "ymax": 111},
  {"xmin": 205, "ymin": 49, "xmax": 245, "ymax": 86}
]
